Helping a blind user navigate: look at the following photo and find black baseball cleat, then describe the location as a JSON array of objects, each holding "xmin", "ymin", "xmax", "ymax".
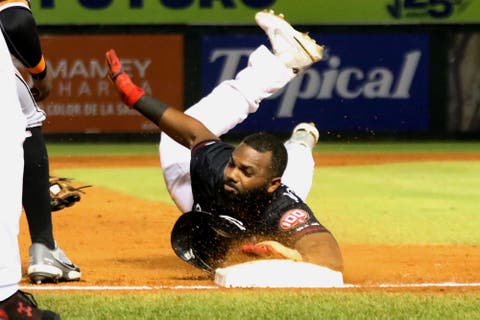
[{"xmin": 0, "ymin": 290, "xmax": 60, "ymax": 319}]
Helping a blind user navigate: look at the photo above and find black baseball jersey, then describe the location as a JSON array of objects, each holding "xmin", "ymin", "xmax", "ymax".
[{"xmin": 190, "ymin": 139, "xmax": 329, "ymax": 247}]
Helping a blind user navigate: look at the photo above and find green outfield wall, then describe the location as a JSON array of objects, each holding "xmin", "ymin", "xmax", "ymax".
[{"xmin": 33, "ymin": 0, "xmax": 480, "ymax": 25}]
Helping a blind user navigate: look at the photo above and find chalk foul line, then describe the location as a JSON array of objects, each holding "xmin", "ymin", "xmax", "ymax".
[{"xmin": 20, "ymin": 282, "xmax": 480, "ymax": 291}]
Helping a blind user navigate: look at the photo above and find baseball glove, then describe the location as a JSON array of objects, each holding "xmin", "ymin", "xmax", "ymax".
[{"xmin": 49, "ymin": 176, "xmax": 91, "ymax": 212}]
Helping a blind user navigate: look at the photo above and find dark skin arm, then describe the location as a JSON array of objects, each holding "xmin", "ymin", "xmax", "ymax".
[
  {"xmin": 106, "ymin": 49, "xmax": 217, "ymax": 150},
  {"xmin": 133, "ymin": 95, "xmax": 217, "ymax": 150},
  {"xmin": 245, "ymin": 233, "xmax": 343, "ymax": 272},
  {"xmin": 294, "ymin": 233, "xmax": 344, "ymax": 272},
  {"xmin": 158, "ymin": 105, "xmax": 218, "ymax": 150}
]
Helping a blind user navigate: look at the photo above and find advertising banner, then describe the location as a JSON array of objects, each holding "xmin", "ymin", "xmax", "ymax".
[
  {"xmin": 447, "ymin": 33, "xmax": 480, "ymax": 132},
  {"xmin": 201, "ymin": 33, "xmax": 430, "ymax": 133},
  {"xmin": 33, "ymin": 34, "xmax": 183, "ymax": 133},
  {"xmin": 32, "ymin": 0, "xmax": 480, "ymax": 25}
]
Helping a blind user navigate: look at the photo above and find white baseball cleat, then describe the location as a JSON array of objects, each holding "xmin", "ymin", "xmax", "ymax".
[
  {"xmin": 255, "ymin": 9, "xmax": 324, "ymax": 72},
  {"xmin": 288, "ymin": 122, "xmax": 320, "ymax": 150}
]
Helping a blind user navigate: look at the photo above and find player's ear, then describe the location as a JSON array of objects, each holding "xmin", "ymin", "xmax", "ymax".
[{"xmin": 267, "ymin": 176, "xmax": 282, "ymax": 193}]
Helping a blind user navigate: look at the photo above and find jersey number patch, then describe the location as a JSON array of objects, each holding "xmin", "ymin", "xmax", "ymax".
[{"xmin": 280, "ymin": 209, "xmax": 308, "ymax": 230}]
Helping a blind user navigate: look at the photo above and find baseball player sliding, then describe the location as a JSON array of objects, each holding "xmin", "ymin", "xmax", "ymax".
[{"xmin": 106, "ymin": 10, "xmax": 343, "ymax": 276}]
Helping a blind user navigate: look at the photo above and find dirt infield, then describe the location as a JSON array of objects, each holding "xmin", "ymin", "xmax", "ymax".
[{"xmin": 17, "ymin": 153, "xmax": 480, "ymax": 290}]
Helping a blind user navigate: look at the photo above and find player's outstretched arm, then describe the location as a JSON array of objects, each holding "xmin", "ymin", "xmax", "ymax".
[
  {"xmin": 294, "ymin": 232, "xmax": 344, "ymax": 272},
  {"xmin": 242, "ymin": 233, "xmax": 343, "ymax": 272},
  {"xmin": 242, "ymin": 240, "xmax": 302, "ymax": 261},
  {"xmin": 106, "ymin": 49, "xmax": 217, "ymax": 149}
]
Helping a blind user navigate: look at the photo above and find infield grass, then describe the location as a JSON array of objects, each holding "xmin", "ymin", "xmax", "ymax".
[
  {"xmin": 309, "ymin": 161, "xmax": 480, "ymax": 245},
  {"xmin": 35, "ymin": 291, "xmax": 480, "ymax": 320}
]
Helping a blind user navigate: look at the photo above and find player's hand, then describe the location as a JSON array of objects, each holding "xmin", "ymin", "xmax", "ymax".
[
  {"xmin": 105, "ymin": 49, "xmax": 145, "ymax": 108},
  {"xmin": 241, "ymin": 240, "xmax": 303, "ymax": 261},
  {"xmin": 31, "ymin": 71, "xmax": 52, "ymax": 102}
]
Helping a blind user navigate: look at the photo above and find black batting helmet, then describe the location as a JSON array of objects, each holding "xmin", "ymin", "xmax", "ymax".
[{"xmin": 170, "ymin": 211, "xmax": 247, "ymax": 274}]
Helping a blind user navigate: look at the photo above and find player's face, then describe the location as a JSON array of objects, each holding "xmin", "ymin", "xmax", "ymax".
[{"xmin": 223, "ymin": 143, "xmax": 280, "ymax": 197}]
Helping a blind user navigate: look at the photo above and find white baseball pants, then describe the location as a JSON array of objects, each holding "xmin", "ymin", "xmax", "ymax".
[
  {"xmin": 160, "ymin": 45, "xmax": 315, "ymax": 213},
  {"xmin": 0, "ymin": 31, "xmax": 27, "ymax": 301}
]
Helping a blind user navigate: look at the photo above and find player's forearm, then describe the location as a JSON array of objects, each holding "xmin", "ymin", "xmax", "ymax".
[
  {"xmin": 133, "ymin": 95, "xmax": 168, "ymax": 127},
  {"xmin": 160, "ymin": 107, "xmax": 218, "ymax": 149},
  {"xmin": 31, "ymin": 70, "xmax": 52, "ymax": 101},
  {"xmin": 134, "ymin": 95, "xmax": 217, "ymax": 149},
  {"xmin": 105, "ymin": 49, "xmax": 217, "ymax": 148},
  {"xmin": 295, "ymin": 233, "xmax": 344, "ymax": 272},
  {"xmin": 242, "ymin": 240, "xmax": 303, "ymax": 261}
]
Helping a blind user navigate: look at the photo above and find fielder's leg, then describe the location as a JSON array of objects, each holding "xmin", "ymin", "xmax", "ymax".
[
  {"xmin": 14, "ymin": 71, "xmax": 55, "ymax": 249},
  {"xmin": 22, "ymin": 126, "xmax": 55, "ymax": 248},
  {"xmin": 14, "ymin": 70, "xmax": 81, "ymax": 284}
]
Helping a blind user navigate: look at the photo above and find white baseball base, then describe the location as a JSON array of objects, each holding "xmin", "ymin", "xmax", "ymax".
[{"xmin": 214, "ymin": 259, "xmax": 344, "ymax": 288}]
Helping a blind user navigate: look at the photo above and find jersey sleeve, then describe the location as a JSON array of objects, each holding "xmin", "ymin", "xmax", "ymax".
[
  {"xmin": 267, "ymin": 186, "xmax": 330, "ymax": 246},
  {"xmin": 190, "ymin": 140, "xmax": 234, "ymax": 199},
  {"xmin": 191, "ymin": 139, "xmax": 233, "ymax": 173},
  {"xmin": 0, "ymin": 6, "xmax": 46, "ymax": 79},
  {"xmin": 277, "ymin": 205, "xmax": 329, "ymax": 243}
]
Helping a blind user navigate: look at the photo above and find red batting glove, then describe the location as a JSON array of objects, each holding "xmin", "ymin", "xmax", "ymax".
[
  {"xmin": 241, "ymin": 243, "xmax": 273, "ymax": 258},
  {"xmin": 241, "ymin": 241, "xmax": 303, "ymax": 261},
  {"xmin": 105, "ymin": 49, "xmax": 145, "ymax": 108}
]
